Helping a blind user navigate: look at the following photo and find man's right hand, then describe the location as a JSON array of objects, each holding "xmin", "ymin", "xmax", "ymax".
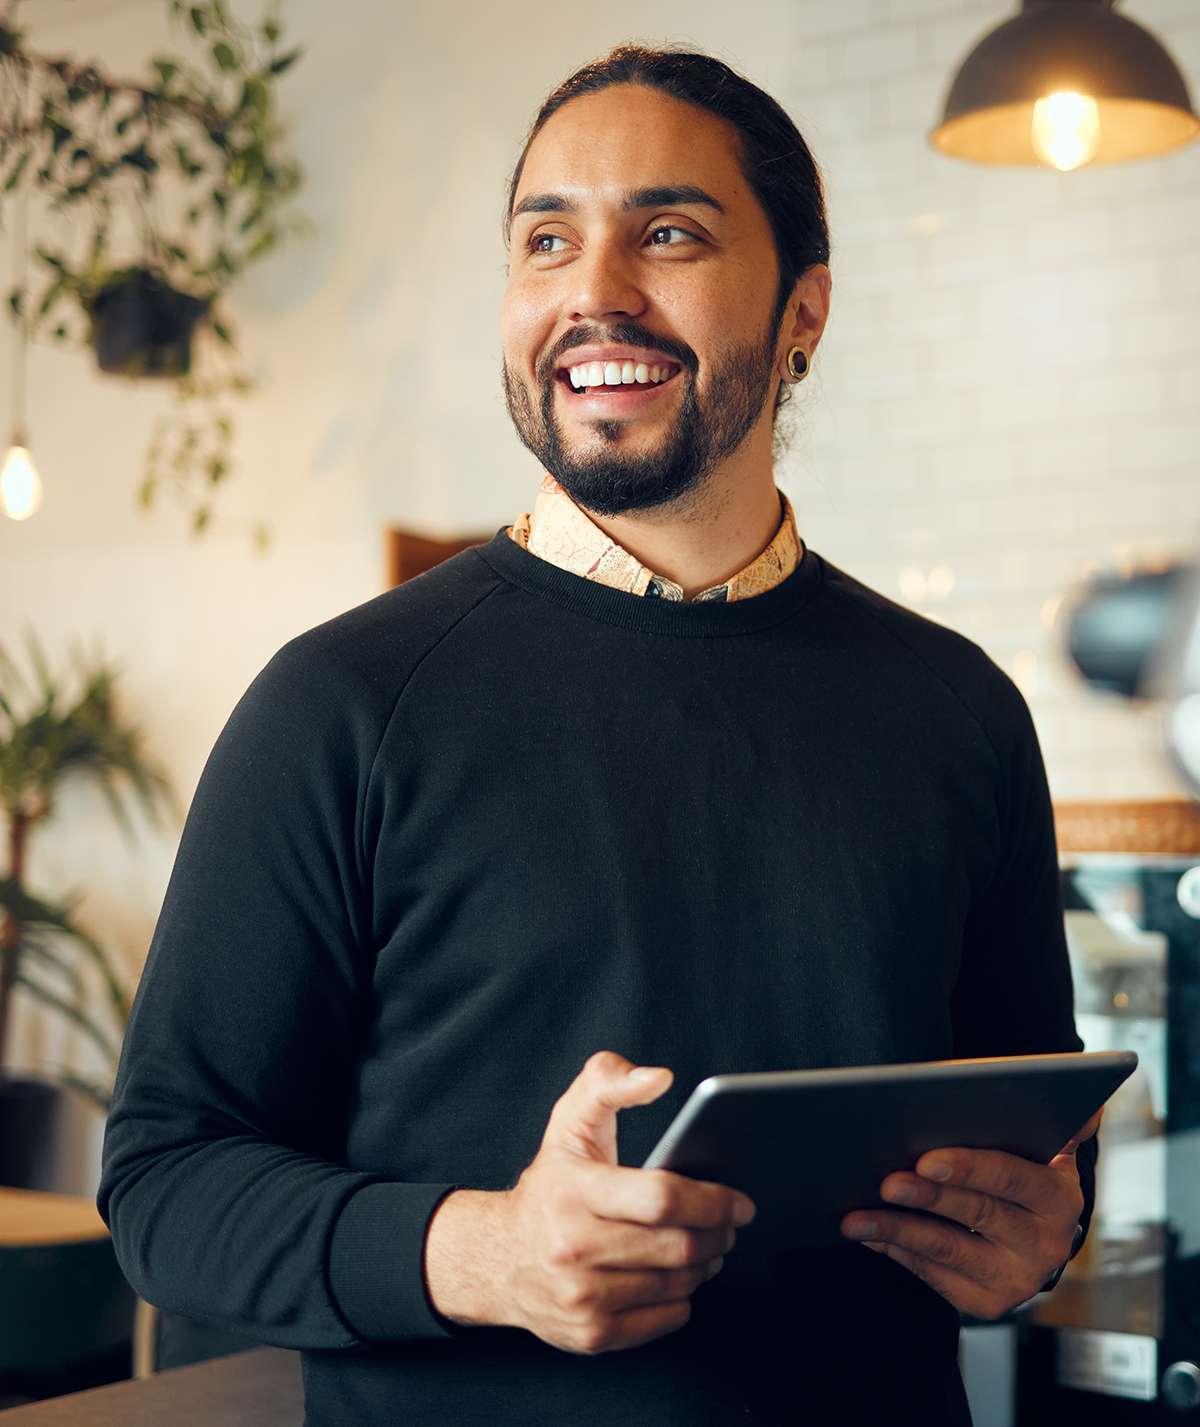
[{"xmin": 423, "ymin": 1051, "xmax": 755, "ymax": 1355}]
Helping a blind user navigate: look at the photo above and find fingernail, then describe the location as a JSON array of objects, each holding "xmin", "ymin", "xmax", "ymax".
[
  {"xmin": 733, "ymin": 1197, "xmax": 755, "ymax": 1227},
  {"xmin": 628, "ymin": 1067, "xmax": 658, "ymax": 1081},
  {"xmin": 843, "ymin": 1220, "xmax": 878, "ymax": 1240},
  {"xmin": 884, "ymin": 1183, "xmax": 918, "ymax": 1205},
  {"xmin": 920, "ymin": 1157, "xmax": 951, "ymax": 1181},
  {"xmin": 707, "ymin": 1257, "xmax": 725, "ymax": 1279}
]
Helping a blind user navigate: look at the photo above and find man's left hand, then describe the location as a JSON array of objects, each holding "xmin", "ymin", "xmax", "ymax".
[{"xmin": 840, "ymin": 1111, "xmax": 1101, "ymax": 1320}]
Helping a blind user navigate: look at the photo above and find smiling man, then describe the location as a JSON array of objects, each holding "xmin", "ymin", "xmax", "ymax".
[{"xmin": 102, "ymin": 47, "xmax": 1094, "ymax": 1426}]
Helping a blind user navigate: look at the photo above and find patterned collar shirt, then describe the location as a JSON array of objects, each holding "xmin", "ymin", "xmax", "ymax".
[{"xmin": 508, "ymin": 475, "xmax": 802, "ymax": 603}]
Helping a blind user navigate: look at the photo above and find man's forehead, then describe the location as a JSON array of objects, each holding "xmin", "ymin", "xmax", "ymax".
[{"xmin": 513, "ymin": 85, "xmax": 746, "ymax": 211}]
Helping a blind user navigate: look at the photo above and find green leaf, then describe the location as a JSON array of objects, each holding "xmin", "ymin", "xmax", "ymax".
[
  {"xmin": 268, "ymin": 48, "xmax": 300, "ymax": 77},
  {"xmin": 14, "ymin": 974, "xmax": 121, "ymax": 1066},
  {"xmin": 211, "ymin": 319, "xmax": 233, "ymax": 345},
  {"xmin": 3, "ymin": 150, "xmax": 29, "ymax": 192},
  {"xmin": 152, "ymin": 58, "xmax": 178, "ymax": 86},
  {"xmin": 244, "ymin": 228, "xmax": 276, "ymax": 261},
  {"xmin": 190, "ymin": 6, "xmax": 207, "ymax": 35},
  {"xmin": 240, "ymin": 75, "xmax": 269, "ymax": 117},
  {"xmin": 193, "ymin": 506, "xmax": 211, "ymax": 533},
  {"xmin": 261, "ymin": 19, "xmax": 280, "ymax": 43},
  {"xmin": 211, "ymin": 41, "xmax": 237, "ymax": 72},
  {"xmin": 58, "ymin": 1072, "xmax": 112, "ymax": 1115},
  {"xmin": 121, "ymin": 145, "xmax": 158, "ymax": 174},
  {"xmin": 209, "ymin": 458, "xmax": 227, "ymax": 484}
]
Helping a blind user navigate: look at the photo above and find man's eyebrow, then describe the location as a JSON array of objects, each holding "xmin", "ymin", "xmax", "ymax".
[
  {"xmin": 512, "ymin": 193, "xmax": 573, "ymax": 218},
  {"xmin": 624, "ymin": 185, "xmax": 724, "ymax": 213},
  {"xmin": 511, "ymin": 185, "xmax": 725, "ymax": 219}
]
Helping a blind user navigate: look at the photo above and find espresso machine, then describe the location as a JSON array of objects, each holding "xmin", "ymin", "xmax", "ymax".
[
  {"xmin": 959, "ymin": 565, "xmax": 1200, "ymax": 1424},
  {"xmin": 1015, "ymin": 848, "xmax": 1200, "ymax": 1422}
]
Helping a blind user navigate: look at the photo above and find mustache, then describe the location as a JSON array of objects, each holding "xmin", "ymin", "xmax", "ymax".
[{"xmin": 534, "ymin": 323, "xmax": 700, "ymax": 387}]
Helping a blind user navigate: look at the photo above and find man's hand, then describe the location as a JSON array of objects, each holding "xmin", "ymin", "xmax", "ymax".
[
  {"xmin": 424, "ymin": 1051, "xmax": 755, "ymax": 1354},
  {"xmin": 840, "ymin": 1110, "xmax": 1101, "ymax": 1320}
]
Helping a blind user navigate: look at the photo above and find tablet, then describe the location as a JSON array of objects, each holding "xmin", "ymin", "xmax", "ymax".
[{"xmin": 642, "ymin": 1051, "xmax": 1137, "ymax": 1252}]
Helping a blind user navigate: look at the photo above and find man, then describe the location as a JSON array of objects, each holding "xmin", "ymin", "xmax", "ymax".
[{"xmin": 102, "ymin": 47, "xmax": 1094, "ymax": 1425}]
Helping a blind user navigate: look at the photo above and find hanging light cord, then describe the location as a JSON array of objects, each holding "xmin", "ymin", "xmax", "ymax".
[
  {"xmin": 9, "ymin": 55, "xmax": 28, "ymax": 449},
  {"xmin": 11, "ymin": 175, "xmax": 27, "ymax": 447}
]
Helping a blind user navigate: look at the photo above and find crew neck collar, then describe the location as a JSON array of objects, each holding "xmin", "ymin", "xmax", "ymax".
[{"xmin": 474, "ymin": 531, "xmax": 823, "ymax": 638}]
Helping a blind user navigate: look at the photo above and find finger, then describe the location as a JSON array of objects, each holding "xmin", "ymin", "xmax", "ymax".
[
  {"xmin": 914, "ymin": 1147, "xmax": 1072, "ymax": 1216},
  {"xmin": 591, "ymin": 1261, "xmax": 724, "ymax": 1313},
  {"xmin": 565, "ymin": 1218, "xmax": 737, "ymax": 1271},
  {"xmin": 841, "ymin": 1208, "xmax": 994, "ymax": 1280},
  {"xmin": 574, "ymin": 1297, "xmax": 694, "ymax": 1354},
  {"xmin": 543, "ymin": 1053, "xmax": 673, "ymax": 1164},
  {"xmin": 879, "ymin": 1173, "xmax": 1027, "ymax": 1241},
  {"xmin": 1061, "ymin": 1108, "xmax": 1103, "ymax": 1153},
  {"xmin": 584, "ymin": 1164, "xmax": 755, "ymax": 1231}
]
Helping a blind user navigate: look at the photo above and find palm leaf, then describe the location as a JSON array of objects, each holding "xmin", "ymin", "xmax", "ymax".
[
  {"xmin": 57, "ymin": 1070, "xmax": 113, "ymax": 1114},
  {"xmin": 20, "ymin": 936, "xmax": 87, "ymax": 1003},
  {"xmin": 14, "ymin": 973, "xmax": 121, "ymax": 1066},
  {"xmin": 0, "ymin": 878, "xmax": 131, "ymax": 1026}
]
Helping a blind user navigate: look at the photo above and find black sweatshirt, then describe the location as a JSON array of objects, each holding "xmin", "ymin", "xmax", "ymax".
[{"xmin": 101, "ymin": 536, "xmax": 1092, "ymax": 1425}]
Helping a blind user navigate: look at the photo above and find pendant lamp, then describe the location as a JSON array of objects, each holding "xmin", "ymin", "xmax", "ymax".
[{"xmin": 931, "ymin": 0, "xmax": 1200, "ymax": 170}]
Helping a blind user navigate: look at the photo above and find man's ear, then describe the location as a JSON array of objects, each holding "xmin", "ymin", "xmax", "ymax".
[{"xmin": 777, "ymin": 264, "xmax": 831, "ymax": 383}]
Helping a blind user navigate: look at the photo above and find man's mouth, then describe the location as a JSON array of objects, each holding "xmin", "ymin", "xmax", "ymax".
[{"xmin": 561, "ymin": 359, "xmax": 681, "ymax": 395}]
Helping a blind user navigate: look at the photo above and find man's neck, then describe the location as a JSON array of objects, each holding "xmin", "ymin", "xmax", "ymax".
[{"xmin": 576, "ymin": 441, "xmax": 783, "ymax": 603}]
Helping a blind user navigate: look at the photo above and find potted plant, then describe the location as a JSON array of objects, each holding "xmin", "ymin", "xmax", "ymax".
[
  {"xmin": 0, "ymin": 1, "xmax": 303, "ymax": 535},
  {"xmin": 0, "ymin": 641, "xmax": 171, "ymax": 1187}
]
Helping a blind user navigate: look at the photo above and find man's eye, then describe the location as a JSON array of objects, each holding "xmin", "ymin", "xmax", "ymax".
[
  {"xmin": 648, "ymin": 225, "xmax": 693, "ymax": 246},
  {"xmin": 532, "ymin": 233, "xmax": 570, "ymax": 253}
]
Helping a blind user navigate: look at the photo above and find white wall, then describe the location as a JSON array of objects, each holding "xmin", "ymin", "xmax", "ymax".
[{"xmin": 0, "ymin": 0, "xmax": 1196, "ymax": 1186}]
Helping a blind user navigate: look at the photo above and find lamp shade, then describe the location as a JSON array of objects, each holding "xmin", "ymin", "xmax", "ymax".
[{"xmin": 932, "ymin": 0, "xmax": 1200, "ymax": 167}]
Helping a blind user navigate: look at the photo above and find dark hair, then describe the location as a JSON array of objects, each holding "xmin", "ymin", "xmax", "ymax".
[{"xmin": 506, "ymin": 45, "xmax": 830, "ymax": 328}]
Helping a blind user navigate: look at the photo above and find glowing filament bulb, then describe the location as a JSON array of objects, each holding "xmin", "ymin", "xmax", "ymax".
[
  {"xmin": 1032, "ymin": 92, "xmax": 1101, "ymax": 171},
  {"xmin": 1, "ymin": 443, "xmax": 42, "ymax": 519}
]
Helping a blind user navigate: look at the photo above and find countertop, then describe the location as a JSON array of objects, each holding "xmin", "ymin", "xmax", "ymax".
[{"xmin": 0, "ymin": 1349, "xmax": 303, "ymax": 1424}]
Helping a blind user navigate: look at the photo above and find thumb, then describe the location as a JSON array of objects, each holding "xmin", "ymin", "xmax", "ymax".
[
  {"xmin": 542, "ymin": 1051, "xmax": 673, "ymax": 1165},
  {"xmin": 1060, "ymin": 1106, "xmax": 1104, "ymax": 1157}
]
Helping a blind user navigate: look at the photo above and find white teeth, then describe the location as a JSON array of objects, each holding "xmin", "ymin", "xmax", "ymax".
[{"xmin": 567, "ymin": 359, "xmax": 674, "ymax": 390}]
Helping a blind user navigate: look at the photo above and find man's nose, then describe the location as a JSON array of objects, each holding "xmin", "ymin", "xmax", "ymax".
[{"xmin": 568, "ymin": 242, "xmax": 648, "ymax": 324}]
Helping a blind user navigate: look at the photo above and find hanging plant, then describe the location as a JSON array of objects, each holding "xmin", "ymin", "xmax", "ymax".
[{"xmin": 0, "ymin": 0, "xmax": 303, "ymax": 536}]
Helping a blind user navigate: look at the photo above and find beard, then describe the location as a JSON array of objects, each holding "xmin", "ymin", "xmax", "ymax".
[{"xmin": 502, "ymin": 319, "xmax": 779, "ymax": 517}]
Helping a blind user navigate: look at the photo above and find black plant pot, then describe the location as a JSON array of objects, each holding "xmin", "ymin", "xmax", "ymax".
[
  {"xmin": 0, "ymin": 1077, "xmax": 63, "ymax": 1189},
  {"xmin": 87, "ymin": 269, "xmax": 210, "ymax": 378}
]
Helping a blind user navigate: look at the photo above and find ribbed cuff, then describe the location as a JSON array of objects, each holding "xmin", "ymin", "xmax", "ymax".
[{"xmin": 328, "ymin": 1181, "xmax": 458, "ymax": 1342}]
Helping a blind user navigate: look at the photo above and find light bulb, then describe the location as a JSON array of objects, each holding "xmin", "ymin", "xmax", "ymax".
[
  {"xmin": 1, "ymin": 443, "xmax": 42, "ymax": 520},
  {"xmin": 1032, "ymin": 92, "xmax": 1101, "ymax": 171}
]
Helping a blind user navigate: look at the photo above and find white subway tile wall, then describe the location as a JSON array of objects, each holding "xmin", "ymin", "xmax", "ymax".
[{"xmin": 776, "ymin": 0, "xmax": 1200, "ymax": 799}]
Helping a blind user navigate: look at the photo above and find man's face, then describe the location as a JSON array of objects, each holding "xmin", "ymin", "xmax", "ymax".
[{"xmin": 502, "ymin": 84, "xmax": 786, "ymax": 516}]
